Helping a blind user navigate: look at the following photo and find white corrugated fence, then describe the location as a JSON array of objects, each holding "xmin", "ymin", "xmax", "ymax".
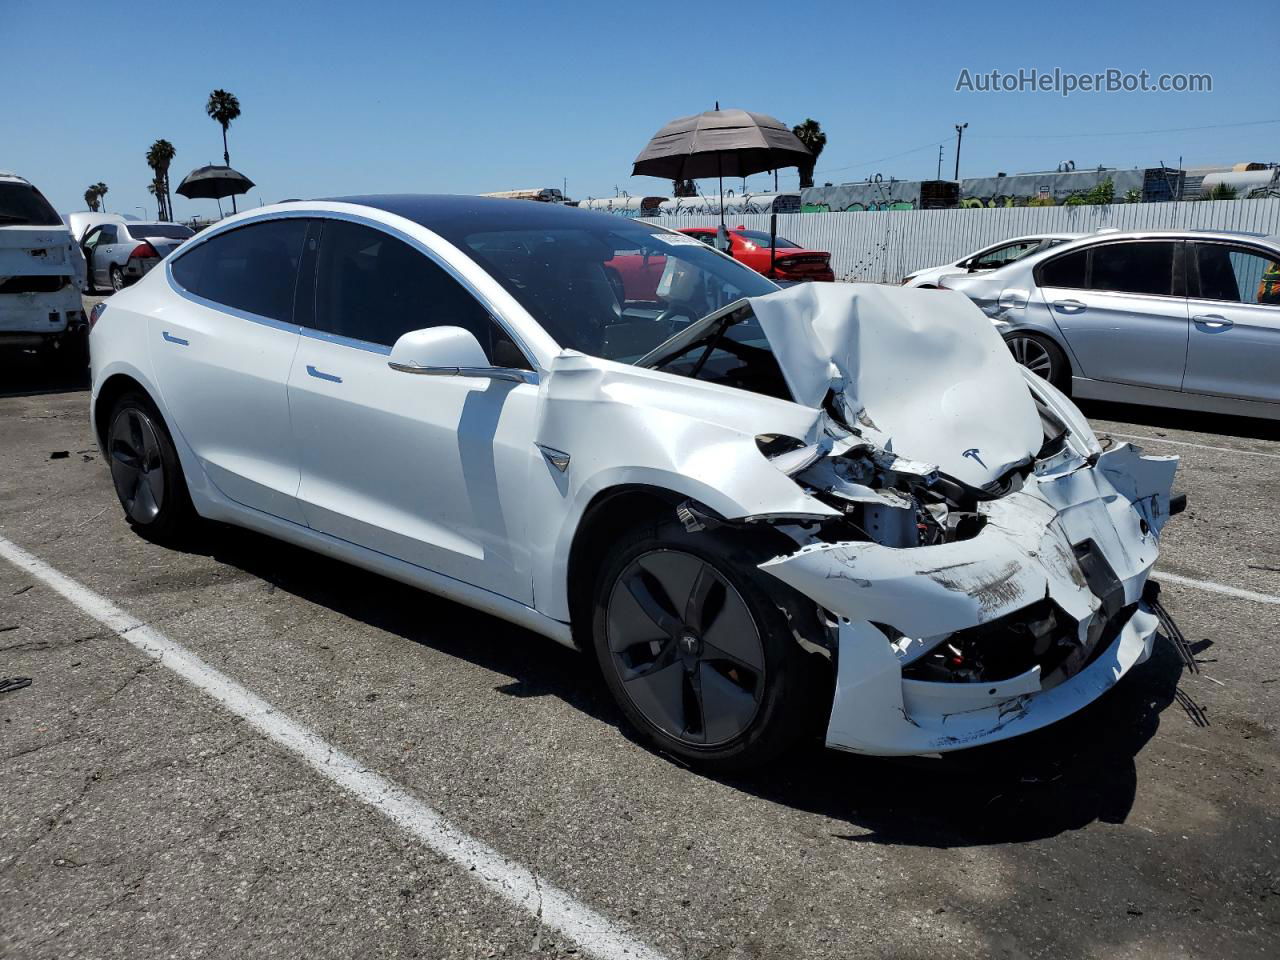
[{"xmin": 647, "ymin": 198, "xmax": 1280, "ymax": 283}]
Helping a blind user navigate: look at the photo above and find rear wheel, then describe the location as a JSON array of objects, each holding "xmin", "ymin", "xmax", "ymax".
[
  {"xmin": 1004, "ymin": 331, "xmax": 1070, "ymax": 392},
  {"xmin": 591, "ymin": 520, "xmax": 827, "ymax": 771},
  {"xmin": 109, "ymin": 265, "xmax": 125, "ymax": 292},
  {"xmin": 107, "ymin": 392, "xmax": 195, "ymax": 542}
]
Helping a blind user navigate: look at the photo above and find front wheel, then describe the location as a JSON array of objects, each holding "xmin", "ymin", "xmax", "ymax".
[
  {"xmin": 1004, "ymin": 331, "xmax": 1070, "ymax": 392},
  {"xmin": 591, "ymin": 521, "xmax": 828, "ymax": 771},
  {"xmin": 107, "ymin": 392, "xmax": 195, "ymax": 542}
]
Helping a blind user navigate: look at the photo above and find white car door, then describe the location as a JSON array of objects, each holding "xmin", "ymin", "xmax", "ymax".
[
  {"xmin": 1183, "ymin": 240, "xmax": 1280, "ymax": 403},
  {"xmin": 155, "ymin": 217, "xmax": 310, "ymax": 524},
  {"xmin": 287, "ymin": 218, "xmax": 536, "ymax": 603}
]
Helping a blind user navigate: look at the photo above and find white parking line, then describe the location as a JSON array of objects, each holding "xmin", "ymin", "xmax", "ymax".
[
  {"xmin": 0, "ymin": 536, "xmax": 669, "ymax": 960},
  {"xmin": 1107, "ymin": 432, "xmax": 1280, "ymax": 460},
  {"xmin": 1157, "ymin": 570, "xmax": 1280, "ymax": 606}
]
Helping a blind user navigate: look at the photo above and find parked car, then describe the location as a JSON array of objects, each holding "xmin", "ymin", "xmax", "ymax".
[
  {"xmin": 82, "ymin": 220, "xmax": 194, "ymax": 292},
  {"xmin": 679, "ymin": 226, "xmax": 835, "ymax": 282},
  {"xmin": 67, "ymin": 211, "xmax": 127, "ymax": 245},
  {"xmin": 0, "ymin": 171, "xmax": 87, "ymax": 367},
  {"xmin": 89, "ymin": 196, "xmax": 1180, "ymax": 769},
  {"xmin": 902, "ymin": 233, "xmax": 1082, "ymax": 287},
  {"xmin": 940, "ymin": 229, "xmax": 1280, "ymax": 420}
]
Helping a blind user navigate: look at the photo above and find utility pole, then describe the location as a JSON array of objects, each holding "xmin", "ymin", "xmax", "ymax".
[
  {"xmin": 937, "ymin": 145, "xmax": 943, "ymax": 180},
  {"xmin": 954, "ymin": 123, "xmax": 968, "ymax": 181}
]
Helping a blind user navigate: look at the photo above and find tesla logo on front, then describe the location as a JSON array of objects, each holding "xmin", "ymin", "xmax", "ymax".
[{"xmin": 962, "ymin": 448, "xmax": 987, "ymax": 468}]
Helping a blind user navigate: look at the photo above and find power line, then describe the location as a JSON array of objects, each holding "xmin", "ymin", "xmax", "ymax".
[
  {"xmin": 814, "ymin": 138, "xmax": 950, "ymax": 177},
  {"xmin": 971, "ymin": 119, "xmax": 1280, "ymax": 140}
]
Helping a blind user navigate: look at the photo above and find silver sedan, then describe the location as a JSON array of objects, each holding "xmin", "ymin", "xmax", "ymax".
[
  {"xmin": 941, "ymin": 229, "xmax": 1280, "ymax": 420},
  {"xmin": 82, "ymin": 221, "xmax": 194, "ymax": 292}
]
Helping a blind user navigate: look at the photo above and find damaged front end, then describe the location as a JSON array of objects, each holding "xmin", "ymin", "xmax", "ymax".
[{"xmin": 743, "ymin": 284, "xmax": 1182, "ymax": 755}]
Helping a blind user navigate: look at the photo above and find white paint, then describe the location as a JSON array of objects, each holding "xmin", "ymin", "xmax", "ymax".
[
  {"xmin": 1156, "ymin": 570, "xmax": 1280, "ymax": 606},
  {"xmin": 1106, "ymin": 432, "xmax": 1280, "ymax": 461},
  {"xmin": 0, "ymin": 535, "xmax": 669, "ymax": 960}
]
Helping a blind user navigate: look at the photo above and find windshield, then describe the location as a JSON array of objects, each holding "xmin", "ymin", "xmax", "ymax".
[
  {"xmin": 128, "ymin": 223, "xmax": 194, "ymax": 240},
  {"xmin": 735, "ymin": 230, "xmax": 800, "ymax": 249},
  {"xmin": 448, "ymin": 221, "xmax": 778, "ymax": 362},
  {"xmin": 0, "ymin": 181, "xmax": 62, "ymax": 226}
]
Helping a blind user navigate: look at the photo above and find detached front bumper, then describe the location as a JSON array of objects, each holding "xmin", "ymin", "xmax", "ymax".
[{"xmin": 760, "ymin": 443, "xmax": 1179, "ymax": 755}]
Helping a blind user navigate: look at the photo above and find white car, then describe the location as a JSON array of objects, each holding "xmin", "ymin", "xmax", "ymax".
[
  {"xmin": 1, "ymin": 171, "xmax": 87, "ymax": 367},
  {"xmin": 88, "ymin": 196, "xmax": 1182, "ymax": 769},
  {"xmin": 902, "ymin": 233, "xmax": 1082, "ymax": 287}
]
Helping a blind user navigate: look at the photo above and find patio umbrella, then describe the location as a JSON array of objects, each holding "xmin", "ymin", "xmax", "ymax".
[
  {"xmin": 632, "ymin": 107, "xmax": 810, "ymax": 228},
  {"xmin": 176, "ymin": 164, "xmax": 255, "ymax": 214}
]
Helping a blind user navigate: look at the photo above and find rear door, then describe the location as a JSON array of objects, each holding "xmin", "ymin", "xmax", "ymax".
[
  {"xmin": 156, "ymin": 217, "xmax": 310, "ymax": 523},
  {"xmin": 1035, "ymin": 239, "xmax": 1188, "ymax": 390},
  {"xmin": 1183, "ymin": 241, "xmax": 1280, "ymax": 403}
]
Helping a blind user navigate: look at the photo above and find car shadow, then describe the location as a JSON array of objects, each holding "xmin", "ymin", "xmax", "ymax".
[
  {"xmin": 173, "ymin": 519, "xmax": 1188, "ymax": 848},
  {"xmin": 0, "ymin": 350, "xmax": 90, "ymax": 398},
  {"xmin": 178, "ymin": 520, "xmax": 615, "ymax": 723},
  {"xmin": 717, "ymin": 631, "xmax": 1189, "ymax": 847},
  {"xmin": 1080, "ymin": 398, "xmax": 1280, "ymax": 442}
]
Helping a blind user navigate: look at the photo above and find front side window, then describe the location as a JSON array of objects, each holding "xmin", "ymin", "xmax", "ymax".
[
  {"xmin": 170, "ymin": 218, "xmax": 308, "ymax": 324},
  {"xmin": 1087, "ymin": 241, "xmax": 1177, "ymax": 296},
  {"xmin": 312, "ymin": 219, "xmax": 528, "ymax": 366},
  {"xmin": 1195, "ymin": 243, "xmax": 1280, "ymax": 305}
]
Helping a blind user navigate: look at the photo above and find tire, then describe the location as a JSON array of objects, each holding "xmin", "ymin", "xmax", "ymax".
[
  {"xmin": 106, "ymin": 391, "xmax": 196, "ymax": 543},
  {"xmin": 591, "ymin": 519, "xmax": 828, "ymax": 772},
  {"xmin": 1004, "ymin": 331, "xmax": 1070, "ymax": 393},
  {"xmin": 109, "ymin": 265, "xmax": 125, "ymax": 292}
]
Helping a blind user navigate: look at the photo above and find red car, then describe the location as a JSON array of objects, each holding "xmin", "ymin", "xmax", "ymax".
[{"xmin": 678, "ymin": 226, "xmax": 835, "ymax": 282}]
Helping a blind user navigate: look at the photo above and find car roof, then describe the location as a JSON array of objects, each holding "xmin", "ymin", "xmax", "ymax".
[{"xmin": 321, "ymin": 194, "xmax": 626, "ymax": 232}]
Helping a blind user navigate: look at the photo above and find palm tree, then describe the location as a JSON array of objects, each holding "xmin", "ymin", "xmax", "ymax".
[
  {"xmin": 206, "ymin": 89, "xmax": 242, "ymax": 211},
  {"xmin": 791, "ymin": 118, "xmax": 827, "ymax": 189},
  {"xmin": 146, "ymin": 139, "xmax": 176, "ymax": 220},
  {"xmin": 84, "ymin": 187, "xmax": 100, "ymax": 212},
  {"xmin": 94, "ymin": 182, "xmax": 109, "ymax": 213}
]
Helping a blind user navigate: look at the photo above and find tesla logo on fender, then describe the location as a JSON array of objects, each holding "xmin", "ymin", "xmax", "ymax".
[{"xmin": 962, "ymin": 448, "xmax": 987, "ymax": 468}]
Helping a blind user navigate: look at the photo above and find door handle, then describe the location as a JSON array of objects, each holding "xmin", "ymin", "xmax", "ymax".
[
  {"xmin": 161, "ymin": 331, "xmax": 189, "ymax": 345},
  {"xmin": 306, "ymin": 364, "xmax": 342, "ymax": 383},
  {"xmin": 1052, "ymin": 299, "xmax": 1086, "ymax": 312},
  {"xmin": 1192, "ymin": 314, "xmax": 1233, "ymax": 330}
]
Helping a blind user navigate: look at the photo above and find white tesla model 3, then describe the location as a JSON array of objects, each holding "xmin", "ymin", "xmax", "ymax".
[{"xmin": 89, "ymin": 196, "xmax": 1183, "ymax": 770}]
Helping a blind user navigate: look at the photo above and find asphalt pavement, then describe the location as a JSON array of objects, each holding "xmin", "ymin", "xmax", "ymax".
[{"xmin": 1, "ymin": 314, "xmax": 1278, "ymax": 959}]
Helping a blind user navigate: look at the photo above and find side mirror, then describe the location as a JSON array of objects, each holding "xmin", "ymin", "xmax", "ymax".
[{"xmin": 387, "ymin": 326, "xmax": 535, "ymax": 384}]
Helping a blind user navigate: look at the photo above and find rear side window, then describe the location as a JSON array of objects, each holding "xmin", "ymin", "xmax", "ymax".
[
  {"xmin": 312, "ymin": 219, "xmax": 528, "ymax": 365},
  {"xmin": 171, "ymin": 218, "xmax": 308, "ymax": 323},
  {"xmin": 99, "ymin": 224, "xmax": 119, "ymax": 244},
  {"xmin": 1038, "ymin": 249, "xmax": 1088, "ymax": 288},
  {"xmin": 1088, "ymin": 242, "xmax": 1177, "ymax": 296}
]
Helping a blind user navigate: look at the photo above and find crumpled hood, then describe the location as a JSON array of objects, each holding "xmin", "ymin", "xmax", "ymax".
[{"xmin": 749, "ymin": 283, "xmax": 1044, "ymax": 488}]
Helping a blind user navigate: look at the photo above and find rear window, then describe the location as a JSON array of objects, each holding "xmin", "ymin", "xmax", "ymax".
[
  {"xmin": 127, "ymin": 223, "xmax": 194, "ymax": 241},
  {"xmin": 170, "ymin": 218, "xmax": 308, "ymax": 323},
  {"xmin": 734, "ymin": 230, "xmax": 800, "ymax": 249},
  {"xmin": 1038, "ymin": 249, "xmax": 1088, "ymax": 288},
  {"xmin": 0, "ymin": 181, "xmax": 62, "ymax": 227}
]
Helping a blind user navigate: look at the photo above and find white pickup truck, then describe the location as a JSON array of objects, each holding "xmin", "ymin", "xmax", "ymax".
[{"xmin": 0, "ymin": 171, "xmax": 87, "ymax": 368}]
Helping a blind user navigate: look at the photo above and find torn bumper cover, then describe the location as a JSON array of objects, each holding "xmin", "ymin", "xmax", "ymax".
[{"xmin": 761, "ymin": 442, "xmax": 1177, "ymax": 754}]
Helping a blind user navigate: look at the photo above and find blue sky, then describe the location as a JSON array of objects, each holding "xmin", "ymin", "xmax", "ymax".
[{"xmin": 5, "ymin": 0, "xmax": 1274, "ymax": 219}]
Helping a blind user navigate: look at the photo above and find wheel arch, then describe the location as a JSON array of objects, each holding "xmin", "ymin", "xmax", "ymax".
[
  {"xmin": 93, "ymin": 372, "xmax": 159, "ymax": 449},
  {"xmin": 562, "ymin": 482, "xmax": 802, "ymax": 650},
  {"xmin": 1001, "ymin": 325, "xmax": 1074, "ymax": 390}
]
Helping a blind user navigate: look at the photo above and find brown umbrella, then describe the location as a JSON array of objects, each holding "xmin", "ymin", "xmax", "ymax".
[{"xmin": 633, "ymin": 107, "xmax": 810, "ymax": 234}]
